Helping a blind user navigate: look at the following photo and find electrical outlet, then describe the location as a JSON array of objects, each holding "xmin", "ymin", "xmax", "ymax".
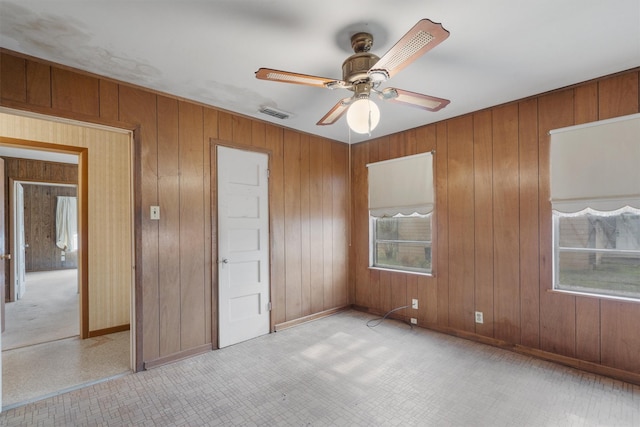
[
  {"xmin": 475, "ymin": 311, "xmax": 484, "ymax": 324},
  {"xmin": 411, "ymin": 298, "xmax": 418, "ymax": 309},
  {"xmin": 410, "ymin": 318, "xmax": 417, "ymax": 325}
]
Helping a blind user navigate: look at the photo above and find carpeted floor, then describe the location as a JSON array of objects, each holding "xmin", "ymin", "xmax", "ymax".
[
  {"xmin": 1, "ymin": 310, "xmax": 639, "ymax": 425},
  {"xmin": 3, "ymin": 270, "xmax": 79, "ymax": 350},
  {"xmin": 2, "ymin": 270, "xmax": 130, "ymax": 409}
]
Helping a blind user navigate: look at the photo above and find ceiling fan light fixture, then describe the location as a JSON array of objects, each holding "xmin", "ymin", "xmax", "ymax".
[{"xmin": 346, "ymin": 98, "xmax": 380, "ymax": 134}]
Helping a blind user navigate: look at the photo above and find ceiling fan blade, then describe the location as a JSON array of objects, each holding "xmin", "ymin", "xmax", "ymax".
[
  {"xmin": 256, "ymin": 68, "xmax": 344, "ymax": 88},
  {"xmin": 379, "ymin": 88, "xmax": 450, "ymax": 112},
  {"xmin": 317, "ymin": 97, "xmax": 354, "ymax": 125},
  {"xmin": 369, "ymin": 19, "xmax": 449, "ymax": 82}
]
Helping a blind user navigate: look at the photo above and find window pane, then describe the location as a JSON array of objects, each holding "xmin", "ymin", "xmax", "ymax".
[
  {"xmin": 375, "ymin": 242, "xmax": 432, "ymax": 271},
  {"xmin": 372, "ymin": 214, "xmax": 432, "ymax": 274},
  {"xmin": 554, "ymin": 208, "xmax": 640, "ymax": 300},
  {"xmin": 557, "ymin": 251, "xmax": 640, "ymax": 299},
  {"xmin": 558, "ymin": 212, "xmax": 640, "ymax": 250},
  {"xmin": 375, "ymin": 215, "xmax": 431, "ymax": 241}
]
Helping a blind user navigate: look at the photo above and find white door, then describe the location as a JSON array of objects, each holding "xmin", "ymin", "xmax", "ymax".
[
  {"xmin": 217, "ymin": 146, "xmax": 270, "ymax": 348},
  {"xmin": 15, "ymin": 182, "xmax": 26, "ymax": 299}
]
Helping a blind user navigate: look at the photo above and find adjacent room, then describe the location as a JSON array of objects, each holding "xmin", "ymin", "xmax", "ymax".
[{"xmin": 0, "ymin": 0, "xmax": 638, "ymax": 424}]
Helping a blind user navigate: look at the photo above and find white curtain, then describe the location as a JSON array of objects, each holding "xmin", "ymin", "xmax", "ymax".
[
  {"xmin": 367, "ymin": 152, "xmax": 434, "ymax": 217},
  {"xmin": 550, "ymin": 113, "xmax": 640, "ymax": 213},
  {"xmin": 56, "ymin": 196, "xmax": 78, "ymax": 252}
]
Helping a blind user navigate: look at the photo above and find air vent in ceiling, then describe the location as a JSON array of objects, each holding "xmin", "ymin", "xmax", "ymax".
[{"xmin": 259, "ymin": 106, "xmax": 291, "ymax": 120}]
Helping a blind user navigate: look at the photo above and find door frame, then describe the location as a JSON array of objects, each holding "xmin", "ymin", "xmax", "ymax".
[
  {"xmin": 0, "ymin": 108, "xmax": 139, "ymax": 373},
  {"xmin": 0, "ymin": 138, "xmax": 89, "ymax": 338},
  {"xmin": 210, "ymin": 140, "xmax": 273, "ymax": 348}
]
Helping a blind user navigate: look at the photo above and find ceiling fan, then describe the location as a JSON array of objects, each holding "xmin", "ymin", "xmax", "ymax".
[{"xmin": 255, "ymin": 19, "xmax": 450, "ymax": 133}]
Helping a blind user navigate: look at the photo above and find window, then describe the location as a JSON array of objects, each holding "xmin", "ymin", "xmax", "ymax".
[
  {"xmin": 550, "ymin": 113, "xmax": 640, "ymax": 300},
  {"xmin": 367, "ymin": 152, "xmax": 434, "ymax": 274},
  {"xmin": 371, "ymin": 213, "xmax": 432, "ymax": 273},
  {"xmin": 553, "ymin": 208, "xmax": 640, "ymax": 299}
]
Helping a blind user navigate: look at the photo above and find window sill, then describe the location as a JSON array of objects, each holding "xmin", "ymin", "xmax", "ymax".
[
  {"xmin": 368, "ymin": 266, "xmax": 434, "ymax": 278},
  {"xmin": 547, "ymin": 288, "xmax": 640, "ymax": 303}
]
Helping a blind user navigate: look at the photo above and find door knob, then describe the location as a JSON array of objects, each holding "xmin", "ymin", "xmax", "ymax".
[
  {"xmin": 1, "ymin": 254, "xmax": 11, "ymax": 260},
  {"xmin": 219, "ymin": 259, "xmax": 229, "ymax": 264}
]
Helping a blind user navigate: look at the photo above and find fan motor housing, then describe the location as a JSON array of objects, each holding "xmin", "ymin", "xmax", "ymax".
[{"xmin": 342, "ymin": 52, "xmax": 379, "ymax": 84}]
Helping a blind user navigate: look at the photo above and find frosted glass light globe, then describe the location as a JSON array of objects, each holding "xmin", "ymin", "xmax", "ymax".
[{"xmin": 346, "ymin": 99, "xmax": 380, "ymax": 134}]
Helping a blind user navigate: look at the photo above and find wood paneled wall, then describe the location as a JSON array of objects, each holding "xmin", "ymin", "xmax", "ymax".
[
  {"xmin": 0, "ymin": 49, "xmax": 350, "ymax": 369},
  {"xmin": 350, "ymin": 69, "xmax": 640, "ymax": 381},
  {"xmin": 22, "ymin": 183, "xmax": 78, "ymax": 272}
]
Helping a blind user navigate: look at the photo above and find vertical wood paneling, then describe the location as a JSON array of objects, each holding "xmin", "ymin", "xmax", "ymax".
[
  {"xmin": 251, "ymin": 121, "xmax": 266, "ymax": 148},
  {"xmin": 332, "ymin": 141, "xmax": 349, "ymax": 307},
  {"xmin": 473, "ymin": 110, "xmax": 494, "ymax": 336},
  {"xmin": 99, "ymin": 80, "xmax": 119, "ymax": 121},
  {"xmin": 598, "ymin": 72, "xmax": 639, "ymax": 119},
  {"xmin": 218, "ymin": 111, "xmax": 233, "ymax": 142},
  {"xmin": 232, "ymin": 115, "xmax": 252, "ymax": 145},
  {"xmin": 538, "ymin": 90, "xmax": 576, "ymax": 357},
  {"xmin": 284, "ymin": 130, "xmax": 302, "ymax": 320},
  {"xmin": 322, "ymin": 139, "xmax": 334, "ymax": 309},
  {"xmin": 309, "ymin": 136, "xmax": 325, "ymax": 314},
  {"xmin": 26, "ymin": 60, "xmax": 51, "ymax": 107},
  {"xmin": 518, "ymin": 98, "xmax": 540, "ymax": 348},
  {"xmin": 157, "ymin": 96, "xmax": 181, "ymax": 356},
  {"xmin": 52, "ymin": 68, "xmax": 100, "ymax": 116},
  {"xmin": 22, "ymin": 184, "xmax": 78, "ymax": 271},
  {"xmin": 202, "ymin": 117, "xmax": 212, "ymax": 344},
  {"xmin": 492, "ymin": 104, "xmax": 521, "ymax": 343},
  {"xmin": 435, "ymin": 123, "xmax": 449, "ymax": 326},
  {"xmin": 203, "ymin": 107, "xmax": 218, "ymax": 345},
  {"xmin": 299, "ymin": 135, "xmax": 311, "ymax": 316},
  {"xmin": 601, "ymin": 301, "xmax": 640, "ymax": 373},
  {"xmin": 414, "ymin": 126, "xmax": 437, "ymax": 325},
  {"xmin": 0, "ymin": 53, "xmax": 26, "ymax": 102},
  {"xmin": 447, "ymin": 116, "xmax": 475, "ymax": 331},
  {"xmin": 375, "ymin": 137, "xmax": 391, "ymax": 313},
  {"xmin": 178, "ymin": 101, "xmax": 206, "ymax": 349},
  {"xmin": 118, "ymin": 85, "xmax": 159, "ymax": 361},
  {"xmin": 265, "ymin": 125, "xmax": 286, "ymax": 327},
  {"xmin": 367, "ymin": 142, "xmax": 381, "ymax": 310},
  {"xmin": 351, "ymin": 143, "xmax": 367, "ymax": 307}
]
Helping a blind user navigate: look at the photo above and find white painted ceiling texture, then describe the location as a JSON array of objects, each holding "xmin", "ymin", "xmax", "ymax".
[{"xmin": 1, "ymin": 0, "xmax": 639, "ymax": 144}]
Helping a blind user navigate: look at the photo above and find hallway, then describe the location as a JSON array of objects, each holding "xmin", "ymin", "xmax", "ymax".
[{"xmin": 2, "ymin": 270, "xmax": 130, "ymax": 409}]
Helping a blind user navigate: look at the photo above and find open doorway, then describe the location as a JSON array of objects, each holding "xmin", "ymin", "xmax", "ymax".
[
  {"xmin": 4, "ymin": 181, "xmax": 79, "ymax": 350},
  {"xmin": 0, "ymin": 110, "xmax": 136, "ymax": 410}
]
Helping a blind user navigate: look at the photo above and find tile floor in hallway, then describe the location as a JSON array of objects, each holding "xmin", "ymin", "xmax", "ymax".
[{"xmin": 1, "ymin": 310, "xmax": 639, "ymax": 426}]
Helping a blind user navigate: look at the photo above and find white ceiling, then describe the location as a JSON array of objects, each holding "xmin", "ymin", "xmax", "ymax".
[{"xmin": 1, "ymin": 0, "xmax": 639, "ymax": 145}]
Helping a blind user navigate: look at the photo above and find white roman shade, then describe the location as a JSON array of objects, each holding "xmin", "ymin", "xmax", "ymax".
[
  {"xmin": 367, "ymin": 152, "xmax": 434, "ymax": 217},
  {"xmin": 549, "ymin": 113, "xmax": 640, "ymax": 213}
]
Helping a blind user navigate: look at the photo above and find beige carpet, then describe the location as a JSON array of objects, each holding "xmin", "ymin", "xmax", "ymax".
[
  {"xmin": 3, "ymin": 270, "xmax": 79, "ymax": 351},
  {"xmin": 2, "ymin": 269, "xmax": 131, "ymax": 409}
]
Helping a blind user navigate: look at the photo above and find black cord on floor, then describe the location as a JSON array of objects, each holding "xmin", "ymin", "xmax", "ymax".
[{"xmin": 366, "ymin": 305, "xmax": 413, "ymax": 329}]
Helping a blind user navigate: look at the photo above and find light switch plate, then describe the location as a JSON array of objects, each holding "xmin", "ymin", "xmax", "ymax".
[{"xmin": 150, "ymin": 206, "xmax": 160, "ymax": 220}]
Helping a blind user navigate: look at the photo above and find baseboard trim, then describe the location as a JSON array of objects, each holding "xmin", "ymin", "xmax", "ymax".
[
  {"xmin": 143, "ymin": 343, "xmax": 214, "ymax": 370},
  {"xmin": 351, "ymin": 306, "xmax": 640, "ymax": 387},
  {"xmin": 274, "ymin": 306, "xmax": 350, "ymax": 332},
  {"xmin": 87, "ymin": 324, "xmax": 130, "ymax": 338}
]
